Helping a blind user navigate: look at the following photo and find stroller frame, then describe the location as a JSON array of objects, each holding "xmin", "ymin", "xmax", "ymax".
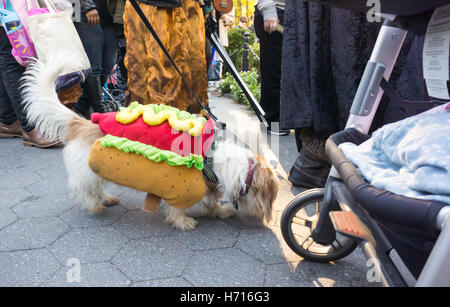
[{"xmin": 282, "ymin": 14, "xmax": 450, "ymax": 287}]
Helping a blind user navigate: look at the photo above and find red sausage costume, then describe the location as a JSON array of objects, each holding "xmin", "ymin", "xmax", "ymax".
[{"xmin": 88, "ymin": 102, "xmax": 215, "ymax": 212}]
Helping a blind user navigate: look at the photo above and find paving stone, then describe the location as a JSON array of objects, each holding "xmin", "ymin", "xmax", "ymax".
[
  {"xmin": 36, "ymin": 164, "xmax": 67, "ymax": 179},
  {"xmin": 0, "ymin": 249, "xmax": 61, "ymax": 287},
  {"xmin": 105, "ymin": 184, "xmax": 128, "ymax": 198},
  {"xmin": 267, "ymin": 257, "xmax": 378, "ymax": 287},
  {"xmin": 183, "ymin": 248, "xmax": 266, "ymax": 287},
  {"xmin": 132, "ymin": 277, "xmax": 193, "ymax": 287},
  {"xmin": 113, "ymin": 210, "xmax": 173, "ymax": 239},
  {"xmin": 42, "ymin": 262, "xmax": 131, "ymax": 287},
  {"xmin": 0, "ymin": 208, "xmax": 17, "ymax": 229},
  {"xmin": 119, "ymin": 189, "xmax": 147, "ymax": 210},
  {"xmin": 0, "ymin": 217, "xmax": 69, "ymax": 251},
  {"xmin": 0, "ymin": 188, "xmax": 32, "ymax": 209},
  {"xmin": 2, "ymin": 155, "xmax": 52, "ymax": 173},
  {"xmin": 0, "ymin": 171, "xmax": 42, "ymax": 190},
  {"xmin": 0, "ymin": 138, "xmax": 24, "ymax": 156},
  {"xmin": 235, "ymin": 227, "xmax": 302, "ymax": 264},
  {"xmin": 272, "ymin": 179, "xmax": 306, "ymax": 212},
  {"xmin": 224, "ymin": 214, "xmax": 266, "ymax": 230},
  {"xmin": 171, "ymin": 218, "xmax": 239, "ymax": 251},
  {"xmin": 12, "ymin": 195, "xmax": 74, "ymax": 218},
  {"xmin": 24, "ymin": 177, "xmax": 70, "ymax": 196},
  {"xmin": 60, "ymin": 204, "xmax": 126, "ymax": 228},
  {"xmin": 50, "ymin": 227, "xmax": 128, "ymax": 264},
  {"xmin": 111, "ymin": 237, "xmax": 193, "ymax": 281},
  {"xmin": 264, "ymin": 263, "xmax": 313, "ymax": 287}
]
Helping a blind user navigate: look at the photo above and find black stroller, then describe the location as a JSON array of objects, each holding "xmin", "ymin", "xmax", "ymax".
[{"xmin": 280, "ymin": 0, "xmax": 450, "ymax": 287}]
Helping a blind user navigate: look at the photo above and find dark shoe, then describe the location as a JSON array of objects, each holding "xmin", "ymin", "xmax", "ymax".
[
  {"xmin": 0, "ymin": 120, "xmax": 23, "ymax": 138},
  {"xmin": 22, "ymin": 129, "xmax": 61, "ymax": 148},
  {"xmin": 76, "ymin": 76, "xmax": 113, "ymax": 118},
  {"xmin": 288, "ymin": 150, "xmax": 331, "ymax": 188},
  {"xmin": 91, "ymin": 76, "xmax": 114, "ymax": 113},
  {"xmin": 268, "ymin": 128, "xmax": 290, "ymax": 136}
]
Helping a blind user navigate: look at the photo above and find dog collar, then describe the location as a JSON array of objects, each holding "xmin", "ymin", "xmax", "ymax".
[{"xmin": 240, "ymin": 159, "xmax": 255, "ymax": 196}]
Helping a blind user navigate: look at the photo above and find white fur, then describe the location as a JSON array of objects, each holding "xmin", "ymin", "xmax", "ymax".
[
  {"xmin": 213, "ymin": 141, "xmax": 256, "ymax": 203},
  {"xmin": 21, "ymin": 55, "xmax": 81, "ymax": 142},
  {"xmin": 64, "ymin": 138, "xmax": 110, "ymax": 213},
  {"xmin": 21, "ymin": 59, "xmax": 278, "ymax": 230}
]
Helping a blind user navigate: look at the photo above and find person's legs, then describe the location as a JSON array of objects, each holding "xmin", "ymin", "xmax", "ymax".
[
  {"xmin": 100, "ymin": 25, "xmax": 119, "ymax": 83},
  {"xmin": 254, "ymin": 8, "xmax": 287, "ymax": 134},
  {"xmin": 74, "ymin": 21, "xmax": 111, "ymax": 117},
  {"xmin": 0, "ymin": 30, "xmax": 31, "ymax": 132},
  {"xmin": 116, "ymin": 38, "xmax": 128, "ymax": 101},
  {"xmin": 0, "ymin": 74, "xmax": 22, "ymax": 138},
  {"xmin": 0, "ymin": 31, "xmax": 60, "ymax": 147},
  {"xmin": 0, "ymin": 75, "xmax": 17, "ymax": 125},
  {"xmin": 288, "ymin": 127, "xmax": 331, "ymax": 188}
]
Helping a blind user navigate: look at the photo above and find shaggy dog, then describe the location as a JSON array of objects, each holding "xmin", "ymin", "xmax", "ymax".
[{"xmin": 21, "ymin": 58, "xmax": 280, "ymax": 230}]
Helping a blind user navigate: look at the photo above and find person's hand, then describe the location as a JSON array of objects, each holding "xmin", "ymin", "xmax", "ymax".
[
  {"xmin": 264, "ymin": 17, "xmax": 278, "ymax": 34},
  {"xmin": 86, "ymin": 9, "xmax": 100, "ymax": 27}
]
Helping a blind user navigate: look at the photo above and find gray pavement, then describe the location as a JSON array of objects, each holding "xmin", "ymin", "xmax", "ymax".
[{"xmin": 0, "ymin": 90, "xmax": 379, "ymax": 287}]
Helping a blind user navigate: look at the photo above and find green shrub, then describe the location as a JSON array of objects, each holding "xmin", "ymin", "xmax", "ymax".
[
  {"xmin": 224, "ymin": 27, "xmax": 259, "ymax": 73},
  {"xmin": 218, "ymin": 70, "xmax": 260, "ymax": 108}
]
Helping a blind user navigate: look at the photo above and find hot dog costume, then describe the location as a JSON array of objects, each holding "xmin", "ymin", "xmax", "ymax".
[{"xmin": 88, "ymin": 102, "xmax": 215, "ymax": 212}]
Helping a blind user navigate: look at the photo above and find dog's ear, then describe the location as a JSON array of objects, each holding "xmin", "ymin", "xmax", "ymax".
[{"xmin": 250, "ymin": 155, "xmax": 280, "ymax": 223}]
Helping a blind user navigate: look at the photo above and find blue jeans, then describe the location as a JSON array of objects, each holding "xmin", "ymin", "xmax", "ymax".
[
  {"xmin": 74, "ymin": 19, "xmax": 119, "ymax": 80},
  {"xmin": 0, "ymin": 29, "xmax": 32, "ymax": 131}
]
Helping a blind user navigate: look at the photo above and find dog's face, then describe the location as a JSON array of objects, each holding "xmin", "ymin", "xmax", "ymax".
[
  {"xmin": 213, "ymin": 142, "xmax": 280, "ymax": 223},
  {"xmin": 237, "ymin": 155, "xmax": 279, "ymax": 223}
]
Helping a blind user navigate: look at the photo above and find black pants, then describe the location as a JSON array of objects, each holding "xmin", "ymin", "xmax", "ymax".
[
  {"xmin": 254, "ymin": 7, "xmax": 284, "ymax": 125},
  {"xmin": 0, "ymin": 30, "xmax": 32, "ymax": 131}
]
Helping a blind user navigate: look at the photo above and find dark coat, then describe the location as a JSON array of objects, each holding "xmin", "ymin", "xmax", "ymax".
[
  {"xmin": 80, "ymin": 0, "xmax": 97, "ymax": 14},
  {"xmin": 280, "ymin": 0, "xmax": 428, "ymax": 134}
]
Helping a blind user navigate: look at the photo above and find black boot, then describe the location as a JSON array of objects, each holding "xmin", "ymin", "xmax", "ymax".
[
  {"xmin": 90, "ymin": 76, "xmax": 113, "ymax": 114},
  {"xmin": 288, "ymin": 149, "xmax": 331, "ymax": 189},
  {"xmin": 73, "ymin": 91, "xmax": 92, "ymax": 119}
]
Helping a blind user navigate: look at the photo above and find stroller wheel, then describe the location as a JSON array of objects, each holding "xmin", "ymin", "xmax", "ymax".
[{"xmin": 281, "ymin": 188, "xmax": 357, "ymax": 262}]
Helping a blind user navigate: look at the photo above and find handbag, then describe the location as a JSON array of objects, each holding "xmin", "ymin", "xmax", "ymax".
[
  {"xmin": 0, "ymin": 0, "xmax": 36, "ymax": 66},
  {"xmin": 26, "ymin": 0, "xmax": 90, "ymax": 78}
]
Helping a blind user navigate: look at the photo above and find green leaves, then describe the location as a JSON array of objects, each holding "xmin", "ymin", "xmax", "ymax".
[{"xmin": 218, "ymin": 70, "xmax": 261, "ymax": 108}]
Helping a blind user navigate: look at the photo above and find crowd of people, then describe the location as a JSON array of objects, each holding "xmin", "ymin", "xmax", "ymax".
[{"xmin": 0, "ymin": 0, "xmax": 428, "ymax": 189}]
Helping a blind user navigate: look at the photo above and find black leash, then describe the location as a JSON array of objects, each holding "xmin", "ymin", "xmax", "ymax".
[{"xmin": 128, "ymin": 0, "xmax": 222, "ymax": 126}]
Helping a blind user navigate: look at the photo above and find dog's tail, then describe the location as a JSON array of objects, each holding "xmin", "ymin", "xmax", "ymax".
[{"xmin": 21, "ymin": 56, "xmax": 83, "ymax": 143}]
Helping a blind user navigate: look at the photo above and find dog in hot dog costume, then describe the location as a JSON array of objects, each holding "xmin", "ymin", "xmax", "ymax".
[
  {"xmin": 88, "ymin": 102, "xmax": 214, "ymax": 213},
  {"xmin": 21, "ymin": 57, "xmax": 280, "ymax": 230}
]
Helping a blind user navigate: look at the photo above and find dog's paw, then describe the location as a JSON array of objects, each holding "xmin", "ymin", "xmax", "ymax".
[
  {"xmin": 103, "ymin": 195, "xmax": 119, "ymax": 207},
  {"xmin": 172, "ymin": 216, "xmax": 198, "ymax": 231},
  {"xmin": 215, "ymin": 204, "xmax": 237, "ymax": 219},
  {"xmin": 89, "ymin": 203, "xmax": 107, "ymax": 214}
]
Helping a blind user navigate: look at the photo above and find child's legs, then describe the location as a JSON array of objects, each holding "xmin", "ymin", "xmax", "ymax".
[{"xmin": 0, "ymin": 31, "xmax": 32, "ymax": 131}]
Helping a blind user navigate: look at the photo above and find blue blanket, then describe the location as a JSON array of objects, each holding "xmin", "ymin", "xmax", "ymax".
[{"xmin": 340, "ymin": 112, "xmax": 450, "ymax": 204}]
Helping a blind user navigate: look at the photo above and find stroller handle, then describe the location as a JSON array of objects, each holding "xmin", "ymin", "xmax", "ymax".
[{"xmin": 437, "ymin": 206, "xmax": 450, "ymax": 231}]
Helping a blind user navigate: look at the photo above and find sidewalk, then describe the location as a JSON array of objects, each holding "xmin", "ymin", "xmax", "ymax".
[{"xmin": 0, "ymin": 89, "xmax": 378, "ymax": 287}]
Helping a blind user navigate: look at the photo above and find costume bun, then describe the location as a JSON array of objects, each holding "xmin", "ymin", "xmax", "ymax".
[{"xmin": 88, "ymin": 103, "xmax": 214, "ymax": 211}]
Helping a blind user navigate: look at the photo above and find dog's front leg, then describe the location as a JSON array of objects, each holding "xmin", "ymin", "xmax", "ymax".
[
  {"xmin": 199, "ymin": 192, "xmax": 236, "ymax": 219},
  {"xmin": 210, "ymin": 202, "xmax": 237, "ymax": 219},
  {"xmin": 101, "ymin": 192, "xmax": 119, "ymax": 207},
  {"xmin": 165, "ymin": 206, "xmax": 198, "ymax": 231}
]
